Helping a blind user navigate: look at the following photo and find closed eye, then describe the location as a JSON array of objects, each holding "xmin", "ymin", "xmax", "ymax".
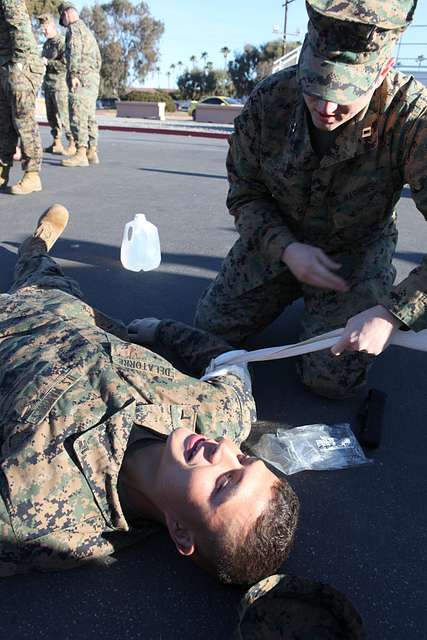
[{"xmin": 214, "ymin": 471, "xmax": 233, "ymax": 495}]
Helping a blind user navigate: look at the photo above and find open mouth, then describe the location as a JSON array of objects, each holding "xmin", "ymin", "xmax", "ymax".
[{"xmin": 185, "ymin": 434, "xmax": 206, "ymax": 463}]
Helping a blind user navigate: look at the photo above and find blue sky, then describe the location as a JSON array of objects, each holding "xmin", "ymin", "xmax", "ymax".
[{"xmin": 73, "ymin": 0, "xmax": 427, "ymax": 89}]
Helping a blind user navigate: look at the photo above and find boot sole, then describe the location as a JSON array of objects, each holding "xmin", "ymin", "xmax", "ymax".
[
  {"xmin": 10, "ymin": 186, "xmax": 42, "ymax": 195},
  {"xmin": 61, "ymin": 162, "xmax": 89, "ymax": 167},
  {"xmin": 37, "ymin": 205, "xmax": 69, "ymax": 246}
]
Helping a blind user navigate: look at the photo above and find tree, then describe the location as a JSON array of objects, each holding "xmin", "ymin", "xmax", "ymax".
[
  {"xmin": 25, "ymin": 0, "xmax": 58, "ymax": 17},
  {"xmin": 177, "ymin": 68, "xmax": 224, "ymax": 99},
  {"xmin": 80, "ymin": 0, "xmax": 164, "ymax": 97},
  {"xmin": 190, "ymin": 55, "xmax": 197, "ymax": 69},
  {"xmin": 200, "ymin": 51, "xmax": 208, "ymax": 65},
  {"xmin": 256, "ymin": 40, "xmax": 285, "ymax": 80},
  {"xmin": 155, "ymin": 65, "xmax": 161, "ymax": 88},
  {"xmin": 220, "ymin": 46, "xmax": 230, "ymax": 69},
  {"xmin": 227, "ymin": 44, "xmax": 260, "ymax": 98},
  {"xmin": 228, "ymin": 39, "xmax": 299, "ymax": 98},
  {"xmin": 211, "ymin": 69, "xmax": 232, "ymax": 96},
  {"xmin": 416, "ymin": 54, "xmax": 426, "ymax": 67}
]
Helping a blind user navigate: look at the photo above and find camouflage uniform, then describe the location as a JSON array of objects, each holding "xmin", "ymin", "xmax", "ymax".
[
  {"xmin": 65, "ymin": 18, "xmax": 101, "ymax": 149},
  {"xmin": 195, "ymin": 1, "xmax": 426, "ymax": 399},
  {"xmin": 0, "ymin": 239, "xmax": 255, "ymax": 577},
  {"xmin": 42, "ymin": 33, "xmax": 72, "ymax": 142},
  {"xmin": 0, "ymin": 0, "xmax": 43, "ymax": 173}
]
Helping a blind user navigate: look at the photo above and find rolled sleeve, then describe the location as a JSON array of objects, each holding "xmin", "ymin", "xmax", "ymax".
[{"xmin": 380, "ymin": 101, "xmax": 427, "ymax": 331}]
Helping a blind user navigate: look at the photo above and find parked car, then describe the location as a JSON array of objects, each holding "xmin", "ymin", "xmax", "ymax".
[
  {"xmin": 177, "ymin": 99, "xmax": 198, "ymax": 111},
  {"xmin": 188, "ymin": 96, "xmax": 242, "ymax": 120},
  {"xmin": 96, "ymin": 98, "xmax": 118, "ymax": 109}
]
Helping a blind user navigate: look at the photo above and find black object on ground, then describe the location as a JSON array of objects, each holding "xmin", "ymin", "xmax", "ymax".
[{"xmin": 356, "ymin": 388, "xmax": 387, "ymax": 449}]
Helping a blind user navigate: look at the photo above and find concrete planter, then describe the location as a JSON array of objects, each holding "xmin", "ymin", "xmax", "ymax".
[
  {"xmin": 195, "ymin": 103, "xmax": 243, "ymax": 124},
  {"xmin": 116, "ymin": 101, "xmax": 166, "ymax": 121}
]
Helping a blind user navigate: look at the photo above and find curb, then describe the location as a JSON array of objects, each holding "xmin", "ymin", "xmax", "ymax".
[{"xmin": 38, "ymin": 120, "xmax": 231, "ymax": 141}]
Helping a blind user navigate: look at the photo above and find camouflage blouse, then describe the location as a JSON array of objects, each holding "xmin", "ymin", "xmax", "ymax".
[
  {"xmin": 0, "ymin": 287, "xmax": 253, "ymax": 576},
  {"xmin": 226, "ymin": 67, "xmax": 427, "ymax": 330}
]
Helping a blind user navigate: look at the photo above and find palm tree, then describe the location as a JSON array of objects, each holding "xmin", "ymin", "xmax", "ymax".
[
  {"xmin": 220, "ymin": 46, "xmax": 230, "ymax": 69},
  {"xmin": 155, "ymin": 65, "xmax": 161, "ymax": 88},
  {"xmin": 201, "ymin": 51, "xmax": 208, "ymax": 65},
  {"xmin": 205, "ymin": 61, "xmax": 213, "ymax": 73},
  {"xmin": 177, "ymin": 60, "xmax": 183, "ymax": 74},
  {"xmin": 170, "ymin": 63, "xmax": 176, "ymax": 82},
  {"xmin": 166, "ymin": 70, "xmax": 171, "ymax": 89},
  {"xmin": 190, "ymin": 55, "xmax": 197, "ymax": 69}
]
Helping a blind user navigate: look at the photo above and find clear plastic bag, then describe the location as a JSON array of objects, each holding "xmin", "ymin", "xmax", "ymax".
[{"xmin": 251, "ymin": 423, "xmax": 372, "ymax": 475}]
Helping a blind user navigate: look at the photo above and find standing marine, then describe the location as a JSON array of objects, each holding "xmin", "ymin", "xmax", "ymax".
[
  {"xmin": 195, "ymin": 0, "xmax": 427, "ymax": 399},
  {"xmin": 58, "ymin": 2, "xmax": 101, "ymax": 167},
  {"xmin": 38, "ymin": 13, "xmax": 75, "ymax": 157},
  {"xmin": 0, "ymin": 0, "xmax": 44, "ymax": 195}
]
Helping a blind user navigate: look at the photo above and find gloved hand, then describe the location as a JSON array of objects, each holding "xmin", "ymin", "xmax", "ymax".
[
  {"xmin": 201, "ymin": 349, "xmax": 252, "ymax": 393},
  {"xmin": 127, "ymin": 317, "xmax": 160, "ymax": 345}
]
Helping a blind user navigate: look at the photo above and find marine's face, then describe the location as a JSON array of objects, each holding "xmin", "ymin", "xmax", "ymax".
[
  {"xmin": 157, "ymin": 427, "xmax": 277, "ymax": 534},
  {"xmin": 303, "ymin": 90, "xmax": 375, "ymax": 131},
  {"xmin": 43, "ymin": 23, "xmax": 56, "ymax": 38}
]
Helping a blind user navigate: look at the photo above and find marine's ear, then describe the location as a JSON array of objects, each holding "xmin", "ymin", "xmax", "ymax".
[{"xmin": 164, "ymin": 512, "xmax": 195, "ymax": 556}]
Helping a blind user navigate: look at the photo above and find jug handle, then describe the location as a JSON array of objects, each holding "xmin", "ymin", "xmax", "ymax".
[{"xmin": 123, "ymin": 221, "xmax": 134, "ymax": 244}]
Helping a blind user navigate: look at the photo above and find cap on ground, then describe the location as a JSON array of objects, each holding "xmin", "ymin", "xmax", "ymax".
[
  {"xmin": 297, "ymin": 0, "xmax": 418, "ymax": 103},
  {"xmin": 235, "ymin": 574, "xmax": 366, "ymax": 639}
]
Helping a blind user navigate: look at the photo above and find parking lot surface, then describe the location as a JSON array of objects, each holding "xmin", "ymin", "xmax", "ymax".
[{"xmin": 0, "ymin": 129, "xmax": 426, "ymax": 639}]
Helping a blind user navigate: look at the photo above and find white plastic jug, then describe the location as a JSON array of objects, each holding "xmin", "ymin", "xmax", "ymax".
[{"xmin": 120, "ymin": 214, "xmax": 161, "ymax": 272}]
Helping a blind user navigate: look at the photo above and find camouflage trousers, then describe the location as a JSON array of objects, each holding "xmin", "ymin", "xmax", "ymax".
[
  {"xmin": 195, "ymin": 230, "xmax": 398, "ymax": 398},
  {"xmin": 44, "ymin": 87, "xmax": 72, "ymax": 141},
  {"xmin": 69, "ymin": 73, "xmax": 99, "ymax": 148},
  {"xmin": 0, "ymin": 63, "xmax": 42, "ymax": 172}
]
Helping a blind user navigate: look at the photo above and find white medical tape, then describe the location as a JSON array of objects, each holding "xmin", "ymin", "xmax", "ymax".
[{"xmin": 207, "ymin": 328, "xmax": 427, "ymax": 369}]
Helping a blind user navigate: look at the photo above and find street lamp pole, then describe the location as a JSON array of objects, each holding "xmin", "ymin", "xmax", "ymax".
[{"xmin": 282, "ymin": 0, "xmax": 296, "ymax": 55}]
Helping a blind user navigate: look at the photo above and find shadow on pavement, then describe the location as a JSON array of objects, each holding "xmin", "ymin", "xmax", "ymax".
[
  {"xmin": 2, "ymin": 239, "xmax": 223, "ymax": 271},
  {"xmin": 140, "ymin": 167, "xmax": 227, "ymax": 180},
  {"xmin": 1, "ymin": 532, "xmax": 245, "ymax": 640}
]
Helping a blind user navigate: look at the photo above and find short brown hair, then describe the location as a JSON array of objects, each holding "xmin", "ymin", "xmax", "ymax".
[{"xmin": 196, "ymin": 478, "xmax": 299, "ymax": 584}]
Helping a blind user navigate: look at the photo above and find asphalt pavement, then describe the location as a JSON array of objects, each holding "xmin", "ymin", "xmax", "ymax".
[{"xmin": 0, "ymin": 129, "xmax": 426, "ymax": 640}]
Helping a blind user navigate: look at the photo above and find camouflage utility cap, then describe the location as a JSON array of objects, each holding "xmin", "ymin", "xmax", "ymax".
[
  {"xmin": 235, "ymin": 574, "xmax": 366, "ymax": 639},
  {"xmin": 298, "ymin": 0, "xmax": 418, "ymax": 103},
  {"xmin": 308, "ymin": 0, "xmax": 417, "ymax": 29},
  {"xmin": 58, "ymin": 2, "xmax": 77, "ymax": 14},
  {"xmin": 38, "ymin": 13, "xmax": 54, "ymax": 25}
]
